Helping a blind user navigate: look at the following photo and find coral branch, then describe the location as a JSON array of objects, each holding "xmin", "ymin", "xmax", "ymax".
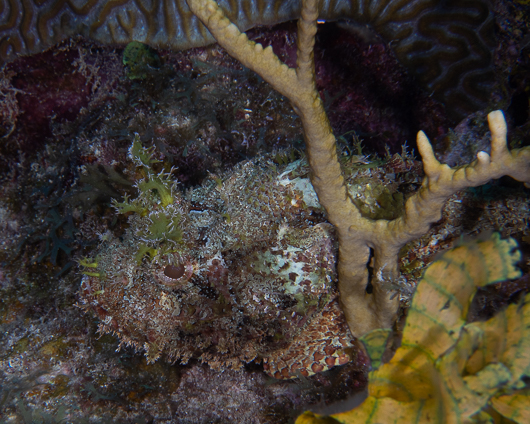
[
  {"xmin": 386, "ymin": 111, "xmax": 530, "ymax": 247},
  {"xmin": 186, "ymin": 0, "xmax": 530, "ymax": 338}
]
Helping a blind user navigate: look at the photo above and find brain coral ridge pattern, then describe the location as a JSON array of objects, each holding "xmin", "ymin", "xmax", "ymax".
[
  {"xmin": 79, "ymin": 142, "xmax": 354, "ymax": 379},
  {"xmin": 1, "ymin": 0, "xmax": 494, "ymax": 118}
]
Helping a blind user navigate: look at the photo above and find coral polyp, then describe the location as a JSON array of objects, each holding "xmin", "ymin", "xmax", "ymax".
[{"xmin": 79, "ymin": 137, "xmax": 354, "ymax": 377}]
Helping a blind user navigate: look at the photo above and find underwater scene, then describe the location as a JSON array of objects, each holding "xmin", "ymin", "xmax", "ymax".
[{"xmin": 0, "ymin": 0, "xmax": 529, "ymax": 423}]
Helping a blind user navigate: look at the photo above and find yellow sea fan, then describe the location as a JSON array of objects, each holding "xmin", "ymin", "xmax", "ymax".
[{"xmin": 297, "ymin": 233, "xmax": 529, "ymax": 424}]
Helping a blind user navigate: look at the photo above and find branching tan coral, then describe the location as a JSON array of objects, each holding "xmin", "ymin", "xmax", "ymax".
[{"xmin": 186, "ymin": 0, "xmax": 530, "ymax": 337}]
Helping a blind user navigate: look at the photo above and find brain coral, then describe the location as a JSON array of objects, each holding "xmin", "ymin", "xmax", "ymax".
[
  {"xmin": 79, "ymin": 137, "xmax": 354, "ymax": 378},
  {"xmin": 1, "ymin": 0, "xmax": 494, "ymax": 118}
]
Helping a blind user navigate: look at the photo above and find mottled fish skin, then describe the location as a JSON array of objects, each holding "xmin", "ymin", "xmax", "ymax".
[{"xmin": 0, "ymin": 0, "xmax": 493, "ymax": 121}]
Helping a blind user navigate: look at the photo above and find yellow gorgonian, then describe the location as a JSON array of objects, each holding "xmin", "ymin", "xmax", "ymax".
[{"xmin": 297, "ymin": 233, "xmax": 529, "ymax": 424}]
